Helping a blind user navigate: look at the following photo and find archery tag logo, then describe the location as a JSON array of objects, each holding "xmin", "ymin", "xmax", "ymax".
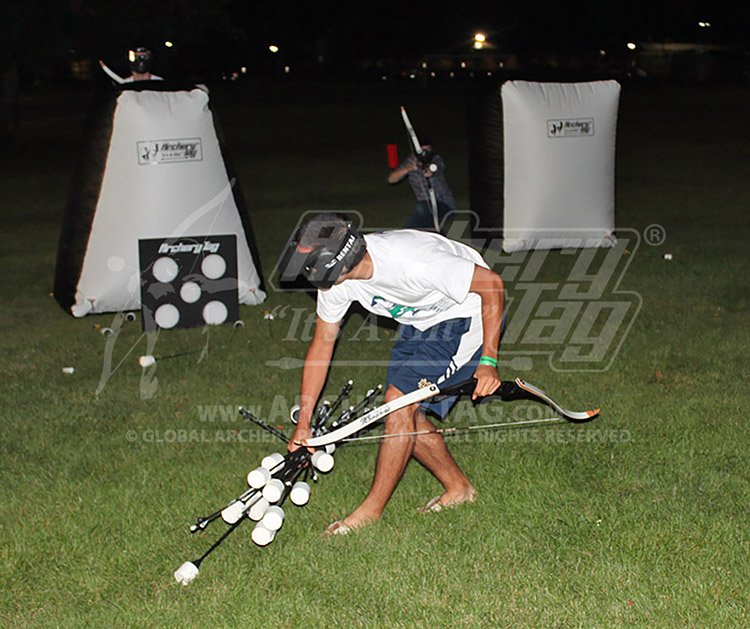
[
  {"xmin": 137, "ymin": 138, "xmax": 203, "ymax": 165},
  {"xmin": 266, "ymin": 211, "xmax": 643, "ymax": 373},
  {"xmin": 547, "ymin": 118, "xmax": 594, "ymax": 138},
  {"xmin": 443, "ymin": 213, "xmax": 643, "ymax": 373}
]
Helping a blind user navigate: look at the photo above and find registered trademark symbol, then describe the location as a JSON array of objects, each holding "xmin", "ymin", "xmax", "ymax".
[{"xmin": 644, "ymin": 224, "xmax": 667, "ymax": 246}]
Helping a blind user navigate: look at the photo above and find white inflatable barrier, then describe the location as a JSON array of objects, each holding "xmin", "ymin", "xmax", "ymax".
[
  {"xmin": 501, "ymin": 80, "xmax": 620, "ymax": 252},
  {"xmin": 54, "ymin": 83, "xmax": 265, "ymax": 316}
]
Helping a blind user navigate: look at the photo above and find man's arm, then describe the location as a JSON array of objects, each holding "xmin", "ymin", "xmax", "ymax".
[
  {"xmin": 387, "ymin": 157, "xmax": 418, "ymax": 184},
  {"xmin": 468, "ymin": 264, "xmax": 504, "ymax": 399},
  {"xmin": 288, "ymin": 317, "xmax": 341, "ymax": 451}
]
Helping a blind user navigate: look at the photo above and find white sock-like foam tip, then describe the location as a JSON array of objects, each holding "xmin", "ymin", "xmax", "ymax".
[
  {"xmin": 290, "ymin": 481, "xmax": 311, "ymax": 506},
  {"xmin": 247, "ymin": 466, "xmax": 271, "ymax": 489},
  {"xmin": 311, "ymin": 450, "xmax": 334, "ymax": 473},
  {"xmin": 247, "ymin": 496, "xmax": 270, "ymax": 521},
  {"xmin": 174, "ymin": 561, "xmax": 199, "ymax": 585},
  {"xmin": 262, "ymin": 478, "xmax": 285, "ymax": 503},
  {"xmin": 261, "ymin": 452, "xmax": 285, "ymax": 470},
  {"xmin": 251, "ymin": 522, "xmax": 276, "ymax": 546},
  {"xmin": 261, "ymin": 505, "xmax": 285, "ymax": 531},
  {"xmin": 221, "ymin": 500, "xmax": 246, "ymax": 524}
]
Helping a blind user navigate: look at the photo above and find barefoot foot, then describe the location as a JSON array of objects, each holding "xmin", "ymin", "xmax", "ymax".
[
  {"xmin": 324, "ymin": 510, "xmax": 378, "ymax": 534},
  {"xmin": 418, "ymin": 489, "xmax": 477, "ymax": 514}
]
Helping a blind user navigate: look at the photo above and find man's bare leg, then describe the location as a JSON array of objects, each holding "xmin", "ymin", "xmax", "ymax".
[
  {"xmin": 334, "ymin": 386, "xmax": 474, "ymax": 530},
  {"xmin": 334, "ymin": 385, "xmax": 424, "ymax": 529},
  {"xmin": 412, "ymin": 410, "xmax": 476, "ymax": 510}
]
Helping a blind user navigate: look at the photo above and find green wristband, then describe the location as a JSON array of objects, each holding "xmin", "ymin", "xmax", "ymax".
[{"xmin": 479, "ymin": 355, "xmax": 498, "ymax": 367}]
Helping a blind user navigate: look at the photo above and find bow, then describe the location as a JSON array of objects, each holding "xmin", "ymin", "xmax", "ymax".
[
  {"xmin": 400, "ymin": 106, "xmax": 441, "ymax": 232},
  {"xmin": 302, "ymin": 377, "xmax": 599, "ymax": 448}
]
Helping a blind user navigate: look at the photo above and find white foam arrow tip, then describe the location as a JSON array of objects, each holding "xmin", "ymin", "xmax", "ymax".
[{"xmin": 174, "ymin": 561, "xmax": 199, "ymax": 585}]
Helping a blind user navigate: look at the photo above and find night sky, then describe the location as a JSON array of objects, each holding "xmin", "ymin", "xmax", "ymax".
[
  {"xmin": 2, "ymin": 1, "xmax": 748, "ymax": 79},
  {"xmin": 213, "ymin": 1, "xmax": 749, "ymax": 71}
]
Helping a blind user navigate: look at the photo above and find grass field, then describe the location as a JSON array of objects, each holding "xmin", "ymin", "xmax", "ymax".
[{"xmin": 0, "ymin": 78, "xmax": 748, "ymax": 627}]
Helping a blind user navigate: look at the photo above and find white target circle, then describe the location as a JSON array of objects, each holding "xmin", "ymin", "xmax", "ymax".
[
  {"xmin": 202, "ymin": 300, "xmax": 228, "ymax": 325},
  {"xmin": 201, "ymin": 254, "xmax": 226, "ymax": 280},
  {"xmin": 180, "ymin": 281, "xmax": 202, "ymax": 304},
  {"xmin": 152, "ymin": 257, "xmax": 179, "ymax": 283},
  {"xmin": 154, "ymin": 303, "xmax": 180, "ymax": 329},
  {"xmin": 107, "ymin": 255, "xmax": 125, "ymax": 272}
]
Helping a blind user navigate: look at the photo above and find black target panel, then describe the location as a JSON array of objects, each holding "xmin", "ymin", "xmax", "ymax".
[{"xmin": 138, "ymin": 235, "xmax": 239, "ymax": 331}]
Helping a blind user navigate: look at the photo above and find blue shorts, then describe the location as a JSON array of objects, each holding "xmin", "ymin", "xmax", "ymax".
[{"xmin": 385, "ymin": 317, "xmax": 482, "ymax": 420}]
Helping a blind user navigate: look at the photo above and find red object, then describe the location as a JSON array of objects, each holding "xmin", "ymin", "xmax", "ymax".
[{"xmin": 387, "ymin": 144, "xmax": 399, "ymax": 168}]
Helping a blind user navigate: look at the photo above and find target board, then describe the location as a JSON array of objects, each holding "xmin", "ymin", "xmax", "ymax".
[{"xmin": 138, "ymin": 234, "xmax": 239, "ymax": 331}]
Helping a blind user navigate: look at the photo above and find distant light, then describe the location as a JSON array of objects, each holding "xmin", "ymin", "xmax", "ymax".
[
  {"xmin": 164, "ymin": 41, "xmax": 174, "ymax": 48},
  {"xmin": 599, "ymin": 49, "xmax": 607, "ymax": 56},
  {"xmin": 421, "ymin": 61, "xmax": 427, "ymax": 69},
  {"xmin": 240, "ymin": 66, "xmax": 247, "ymax": 74},
  {"xmin": 627, "ymin": 42, "xmax": 637, "ymax": 50},
  {"xmin": 473, "ymin": 42, "xmax": 484, "ymax": 50},
  {"xmin": 460, "ymin": 61, "xmax": 467, "ymax": 68},
  {"xmin": 128, "ymin": 50, "xmax": 136, "ymax": 63},
  {"xmin": 269, "ymin": 45, "xmax": 279, "ymax": 53},
  {"xmin": 698, "ymin": 21, "xmax": 711, "ymax": 28},
  {"xmin": 474, "ymin": 33, "xmax": 486, "ymax": 43},
  {"xmin": 284, "ymin": 66, "xmax": 290, "ymax": 73}
]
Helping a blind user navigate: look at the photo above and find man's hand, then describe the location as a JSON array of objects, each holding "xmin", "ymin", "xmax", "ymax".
[
  {"xmin": 472, "ymin": 363, "xmax": 501, "ymax": 400},
  {"xmin": 468, "ymin": 265, "xmax": 504, "ymax": 400},
  {"xmin": 288, "ymin": 424, "xmax": 313, "ymax": 453}
]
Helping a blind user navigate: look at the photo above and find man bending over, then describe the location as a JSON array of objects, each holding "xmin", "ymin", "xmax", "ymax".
[{"xmin": 284, "ymin": 213, "xmax": 504, "ymax": 534}]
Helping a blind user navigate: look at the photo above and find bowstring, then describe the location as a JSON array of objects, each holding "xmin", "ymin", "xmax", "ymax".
[{"xmin": 339, "ymin": 416, "xmax": 565, "ymax": 444}]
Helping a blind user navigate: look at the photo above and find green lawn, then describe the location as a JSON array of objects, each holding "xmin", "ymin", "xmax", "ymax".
[{"xmin": 0, "ymin": 79, "xmax": 748, "ymax": 627}]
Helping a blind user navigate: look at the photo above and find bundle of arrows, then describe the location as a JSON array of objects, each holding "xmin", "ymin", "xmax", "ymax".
[{"xmin": 174, "ymin": 377, "xmax": 599, "ymax": 585}]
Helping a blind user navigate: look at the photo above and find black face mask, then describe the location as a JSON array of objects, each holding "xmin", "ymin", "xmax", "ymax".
[
  {"xmin": 130, "ymin": 49, "xmax": 152, "ymax": 74},
  {"xmin": 131, "ymin": 59, "xmax": 151, "ymax": 73},
  {"xmin": 301, "ymin": 231, "xmax": 359, "ymax": 289},
  {"xmin": 418, "ymin": 148, "xmax": 435, "ymax": 166}
]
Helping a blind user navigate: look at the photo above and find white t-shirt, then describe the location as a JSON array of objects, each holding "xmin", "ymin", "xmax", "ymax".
[{"xmin": 317, "ymin": 230, "xmax": 488, "ymax": 331}]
